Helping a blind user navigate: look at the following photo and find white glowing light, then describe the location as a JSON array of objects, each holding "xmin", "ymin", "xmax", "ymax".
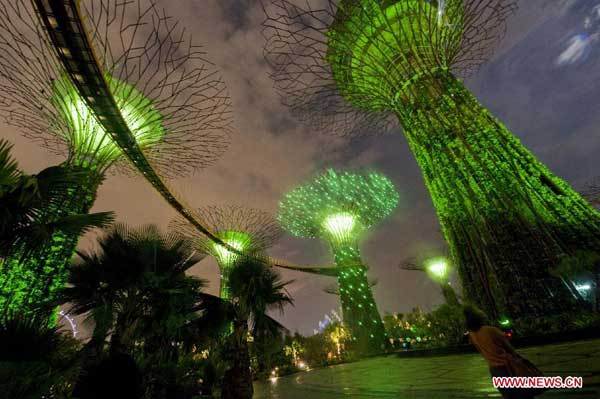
[
  {"xmin": 575, "ymin": 283, "xmax": 592, "ymax": 291},
  {"xmin": 323, "ymin": 212, "xmax": 356, "ymax": 242},
  {"xmin": 437, "ymin": 0, "xmax": 445, "ymax": 24},
  {"xmin": 424, "ymin": 257, "xmax": 449, "ymax": 282},
  {"xmin": 316, "ymin": 307, "xmax": 343, "ymax": 333}
]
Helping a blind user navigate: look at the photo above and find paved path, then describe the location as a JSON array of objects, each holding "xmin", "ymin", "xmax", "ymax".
[{"xmin": 255, "ymin": 339, "xmax": 600, "ymax": 398}]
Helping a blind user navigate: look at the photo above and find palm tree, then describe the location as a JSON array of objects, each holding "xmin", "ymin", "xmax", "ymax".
[
  {"xmin": 61, "ymin": 223, "xmax": 207, "ymax": 355},
  {"xmin": 0, "ymin": 315, "xmax": 80, "ymax": 399},
  {"xmin": 61, "ymin": 223, "xmax": 233, "ymax": 398},
  {"xmin": 0, "ymin": 139, "xmax": 113, "ymax": 258},
  {"xmin": 221, "ymin": 258, "xmax": 294, "ymax": 399}
]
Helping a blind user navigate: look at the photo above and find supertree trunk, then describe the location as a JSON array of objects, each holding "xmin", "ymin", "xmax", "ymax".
[
  {"xmin": 332, "ymin": 244, "xmax": 388, "ymax": 353},
  {"xmin": 0, "ymin": 163, "xmax": 102, "ymax": 321},
  {"xmin": 441, "ymin": 283, "xmax": 460, "ymax": 307},
  {"xmin": 219, "ymin": 266, "xmax": 232, "ymax": 301},
  {"xmin": 394, "ymin": 69, "xmax": 600, "ymax": 319}
]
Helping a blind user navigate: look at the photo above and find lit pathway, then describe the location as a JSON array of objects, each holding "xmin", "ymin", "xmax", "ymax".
[{"xmin": 255, "ymin": 339, "xmax": 600, "ymax": 398}]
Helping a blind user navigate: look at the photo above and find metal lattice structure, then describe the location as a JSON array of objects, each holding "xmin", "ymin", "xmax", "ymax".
[
  {"xmin": 0, "ymin": 0, "xmax": 231, "ymax": 317},
  {"xmin": 261, "ymin": 0, "xmax": 514, "ymax": 139},
  {"xmin": 170, "ymin": 206, "xmax": 283, "ymax": 300},
  {"xmin": 0, "ymin": 0, "xmax": 232, "ymax": 177},
  {"xmin": 278, "ymin": 169, "xmax": 399, "ymax": 353},
  {"xmin": 263, "ymin": 0, "xmax": 600, "ymax": 322},
  {"xmin": 0, "ymin": 1, "xmax": 336, "ymax": 292}
]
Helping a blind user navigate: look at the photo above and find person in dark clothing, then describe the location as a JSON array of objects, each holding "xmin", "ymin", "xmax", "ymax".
[{"xmin": 464, "ymin": 305, "xmax": 541, "ymax": 399}]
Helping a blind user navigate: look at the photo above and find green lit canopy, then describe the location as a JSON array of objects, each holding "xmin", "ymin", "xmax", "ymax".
[
  {"xmin": 50, "ymin": 74, "xmax": 165, "ymax": 168},
  {"xmin": 211, "ymin": 230, "xmax": 253, "ymax": 267},
  {"xmin": 326, "ymin": 0, "xmax": 464, "ymax": 110},
  {"xmin": 278, "ymin": 169, "xmax": 399, "ymax": 243}
]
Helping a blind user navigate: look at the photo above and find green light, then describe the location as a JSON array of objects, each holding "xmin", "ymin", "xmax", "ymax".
[
  {"xmin": 51, "ymin": 74, "xmax": 165, "ymax": 167},
  {"xmin": 323, "ymin": 212, "xmax": 357, "ymax": 243},
  {"xmin": 424, "ymin": 257, "xmax": 449, "ymax": 282},
  {"xmin": 209, "ymin": 230, "xmax": 252, "ymax": 300},
  {"xmin": 0, "ymin": 168, "xmax": 99, "ymax": 321},
  {"xmin": 279, "ymin": 169, "xmax": 398, "ymax": 352},
  {"xmin": 278, "ymin": 169, "xmax": 398, "ymax": 240},
  {"xmin": 499, "ymin": 318, "xmax": 511, "ymax": 327},
  {"xmin": 211, "ymin": 231, "xmax": 252, "ymax": 268},
  {"xmin": 327, "ymin": 0, "xmax": 464, "ymax": 111},
  {"xmin": 319, "ymin": 0, "xmax": 600, "ymax": 319}
]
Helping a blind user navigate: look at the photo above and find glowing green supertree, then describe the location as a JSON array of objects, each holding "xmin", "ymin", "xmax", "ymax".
[
  {"xmin": 0, "ymin": 0, "xmax": 231, "ymax": 318},
  {"xmin": 263, "ymin": 0, "xmax": 600, "ymax": 320},
  {"xmin": 278, "ymin": 169, "xmax": 398, "ymax": 352},
  {"xmin": 424, "ymin": 257, "xmax": 460, "ymax": 307},
  {"xmin": 401, "ymin": 255, "xmax": 460, "ymax": 306},
  {"xmin": 170, "ymin": 206, "xmax": 283, "ymax": 300}
]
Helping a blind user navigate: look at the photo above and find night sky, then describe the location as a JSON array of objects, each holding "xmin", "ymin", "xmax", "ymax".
[{"xmin": 2, "ymin": 0, "xmax": 600, "ymax": 336}]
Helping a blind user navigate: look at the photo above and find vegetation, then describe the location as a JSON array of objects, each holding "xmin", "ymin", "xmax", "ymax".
[
  {"xmin": 0, "ymin": 139, "xmax": 113, "ymax": 259},
  {"xmin": 61, "ymin": 223, "xmax": 231, "ymax": 397},
  {"xmin": 383, "ymin": 306, "xmax": 466, "ymax": 349},
  {"xmin": 0, "ymin": 139, "xmax": 114, "ymax": 319},
  {"xmin": 0, "ymin": 316, "xmax": 80, "ymax": 399},
  {"xmin": 221, "ymin": 258, "xmax": 294, "ymax": 399}
]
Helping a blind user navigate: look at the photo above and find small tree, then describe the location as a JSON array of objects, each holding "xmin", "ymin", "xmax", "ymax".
[
  {"xmin": 325, "ymin": 322, "xmax": 351, "ymax": 360},
  {"xmin": 425, "ymin": 305, "xmax": 466, "ymax": 347}
]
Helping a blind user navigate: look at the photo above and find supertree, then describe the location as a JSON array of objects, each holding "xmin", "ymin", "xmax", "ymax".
[
  {"xmin": 170, "ymin": 206, "xmax": 283, "ymax": 300},
  {"xmin": 0, "ymin": 1, "xmax": 231, "ymax": 317},
  {"xmin": 278, "ymin": 169, "xmax": 398, "ymax": 352},
  {"xmin": 262, "ymin": 0, "xmax": 600, "ymax": 320},
  {"xmin": 401, "ymin": 256, "xmax": 460, "ymax": 306}
]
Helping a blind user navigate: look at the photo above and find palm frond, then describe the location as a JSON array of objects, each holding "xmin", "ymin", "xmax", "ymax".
[
  {"xmin": 3, "ymin": 212, "xmax": 115, "ymax": 257},
  {"xmin": 0, "ymin": 139, "xmax": 20, "ymax": 191}
]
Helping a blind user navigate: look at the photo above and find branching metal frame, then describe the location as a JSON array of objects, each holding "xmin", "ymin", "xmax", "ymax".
[
  {"xmin": 171, "ymin": 205, "xmax": 284, "ymax": 257},
  {"xmin": 0, "ymin": 0, "xmax": 231, "ymax": 176},
  {"xmin": 262, "ymin": 0, "xmax": 600, "ymax": 320},
  {"xmin": 0, "ymin": 0, "xmax": 334, "ymax": 276},
  {"xmin": 261, "ymin": 0, "xmax": 516, "ymax": 138}
]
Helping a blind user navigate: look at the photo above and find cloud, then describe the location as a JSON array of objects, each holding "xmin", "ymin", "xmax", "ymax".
[{"xmin": 556, "ymin": 34, "xmax": 593, "ymax": 66}]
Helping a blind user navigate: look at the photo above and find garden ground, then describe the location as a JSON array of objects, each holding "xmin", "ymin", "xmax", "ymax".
[{"xmin": 255, "ymin": 338, "xmax": 600, "ymax": 398}]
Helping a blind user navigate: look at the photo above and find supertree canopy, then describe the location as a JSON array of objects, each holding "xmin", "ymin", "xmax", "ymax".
[
  {"xmin": 170, "ymin": 206, "xmax": 283, "ymax": 300},
  {"xmin": 49, "ymin": 74, "xmax": 166, "ymax": 168},
  {"xmin": 279, "ymin": 169, "xmax": 398, "ymax": 352},
  {"xmin": 0, "ymin": 0, "xmax": 231, "ymax": 318},
  {"xmin": 263, "ymin": 0, "xmax": 600, "ymax": 320}
]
